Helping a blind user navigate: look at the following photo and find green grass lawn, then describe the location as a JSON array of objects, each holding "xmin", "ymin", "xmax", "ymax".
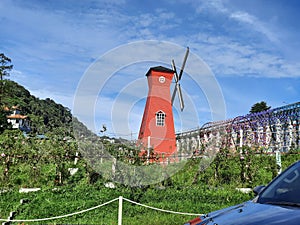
[{"xmin": 0, "ymin": 184, "xmax": 253, "ymax": 225}]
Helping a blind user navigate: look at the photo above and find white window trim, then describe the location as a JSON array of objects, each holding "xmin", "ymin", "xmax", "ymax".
[{"xmin": 156, "ymin": 111, "xmax": 166, "ymax": 127}]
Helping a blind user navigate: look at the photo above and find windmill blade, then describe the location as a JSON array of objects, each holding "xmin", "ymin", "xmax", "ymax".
[
  {"xmin": 171, "ymin": 84, "xmax": 177, "ymax": 105},
  {"xmin": 171, "ymin": 59, "xmax": 178, "ymax": 105},
  {"xmin": 171, "ymin": 47, "xmax": 189, "ymax": 109},
  {"xmin": 177, "ymin": 83, "xmax": 184, "ymax": 111},
  {"xmin": 178, "ymin": 47, "xmax": 189, "ymax": 81},
  {"xmin": 172, "ymin": 83, "xmax": 185, "ymax": 110},
  {"xmin": 171, "ymin": 59, "xmax": 179, "ymax": 82}
]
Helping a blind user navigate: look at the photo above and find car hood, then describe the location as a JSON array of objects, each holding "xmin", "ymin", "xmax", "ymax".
[{"xmin": 197, "ymin": 200, "xmax": 300, "ymax": 225}]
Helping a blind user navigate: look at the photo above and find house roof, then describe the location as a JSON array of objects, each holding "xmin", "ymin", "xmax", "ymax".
[
  {"xmin": 7, "ymin": 114, "xmax": 28, "ymax": 119},
  {"xmin": 3, "ymin": 106, "xmax": 20, "ymax": 111}
]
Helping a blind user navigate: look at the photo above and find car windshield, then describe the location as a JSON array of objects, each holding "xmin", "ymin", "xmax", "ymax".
[{"xmin": 258, "ymin": 161, "xmax": 300, "ymax": 206}]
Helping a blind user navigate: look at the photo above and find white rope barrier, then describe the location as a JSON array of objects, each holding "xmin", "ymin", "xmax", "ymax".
[
  {"xmin": 123, "ymin": 197, "xmax": 204, "ymax": 216},
  {"xmin": 0, "ymin": 196, "xmax": 203, "ymax": 223},
  {"xmin": 0, "ymin": 197, "xmax": 119, "ymax": 222}
]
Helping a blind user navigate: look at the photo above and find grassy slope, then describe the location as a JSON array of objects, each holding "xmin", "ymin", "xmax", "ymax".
[{"xmin": 1, "ymin": 153, "xmax": 299, "ymax": 225}]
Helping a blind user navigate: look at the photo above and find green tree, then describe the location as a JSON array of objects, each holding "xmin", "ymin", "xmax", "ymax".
[
  {"xmin": 0, "ymin": 53, "xmax": 13, "ymax": 80},
  {"xmin": 0, "ymin": 107, "xmax": 10, "ymax": 133},
  {"xmin": 250, "ymin": 101, "xmax": 271, "ymax": 113}
]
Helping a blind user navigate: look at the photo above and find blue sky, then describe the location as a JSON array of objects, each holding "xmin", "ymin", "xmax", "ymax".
[{"xmin": 1, "ymin": 0, "xmax": 300, "ymax": 138}]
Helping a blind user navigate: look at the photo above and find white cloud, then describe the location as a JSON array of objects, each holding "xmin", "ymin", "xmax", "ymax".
[
  {"xmin": 187, "ymin": 33, "xmax": 300, "ymax": 78},
  {"xmin": 181, "ymin": 0, "xmax": 300, "ymax": 79},
  {"xmin": 195, "ymin": 0, "xmax": 228, "ymax": 14},
  {"xmin": 230, "ymin": 11, "xmax": 279, "ymax": 44}
]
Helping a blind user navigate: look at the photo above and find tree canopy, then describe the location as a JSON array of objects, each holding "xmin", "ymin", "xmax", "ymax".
[
  {"xmin": 0, "ymin": 80, "xmax": 73, "ymax": 134},
  {"xmin": 250, "ymin": 101, "xmax": 271, "ymax": 113},
  {"xmin": 0, "ymin": 53, "xmax": 13, "ymax": 80}
]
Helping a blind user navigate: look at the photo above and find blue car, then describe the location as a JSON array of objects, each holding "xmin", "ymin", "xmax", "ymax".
[{"xmin": 185, "ymin": 160, "xmax": 300, "ymax": 225}]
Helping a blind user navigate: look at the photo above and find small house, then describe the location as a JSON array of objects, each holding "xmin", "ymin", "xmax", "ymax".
[{"xmin": 6, "ymin": 106, "xmax": 31, "ymax": 132}]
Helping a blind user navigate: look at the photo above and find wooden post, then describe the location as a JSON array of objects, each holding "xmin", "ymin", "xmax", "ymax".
[
  {"xmin": 118, "ymin": 196, "xmax": 123, "ymax": 225},
  {"xmin": 147, "ymin": 136, "xmax": 151, "ymax": 163},
  {"xmin": 239, "ymin": 129, "xmax": 243, "ymax": 149},
  {"xmin": 74, "ymin": 152, "xmax": 78, "ymax": 165},
  {"xmin": 275, "ymin": 150, "xmax": 282, "ymax": 174}
]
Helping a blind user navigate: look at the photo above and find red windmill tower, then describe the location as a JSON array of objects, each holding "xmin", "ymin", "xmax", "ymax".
[{"xmin": 138, "ymin": 48, "xmax": 189, "ymax": 161}]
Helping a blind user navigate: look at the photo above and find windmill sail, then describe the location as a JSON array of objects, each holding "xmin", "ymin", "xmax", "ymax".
[{"xmin": 171, "ymin": 47, "xmax": 189, "ymax": 111}]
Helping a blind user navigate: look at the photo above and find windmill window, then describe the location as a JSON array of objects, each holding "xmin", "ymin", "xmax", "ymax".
[{"xmin": 156, "ymin": 111, "xmax": 166, "ymax": 126}]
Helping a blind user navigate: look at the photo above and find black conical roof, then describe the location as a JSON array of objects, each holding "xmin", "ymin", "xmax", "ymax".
[{"xmin": 146, "ymin": 66, "xmax": 174, "ymax": 76}]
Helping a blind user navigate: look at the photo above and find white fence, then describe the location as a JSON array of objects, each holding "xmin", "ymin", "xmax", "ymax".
[{"xmin": 0, "ymin": 196, "xmax": 203, "ymax": 225}]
